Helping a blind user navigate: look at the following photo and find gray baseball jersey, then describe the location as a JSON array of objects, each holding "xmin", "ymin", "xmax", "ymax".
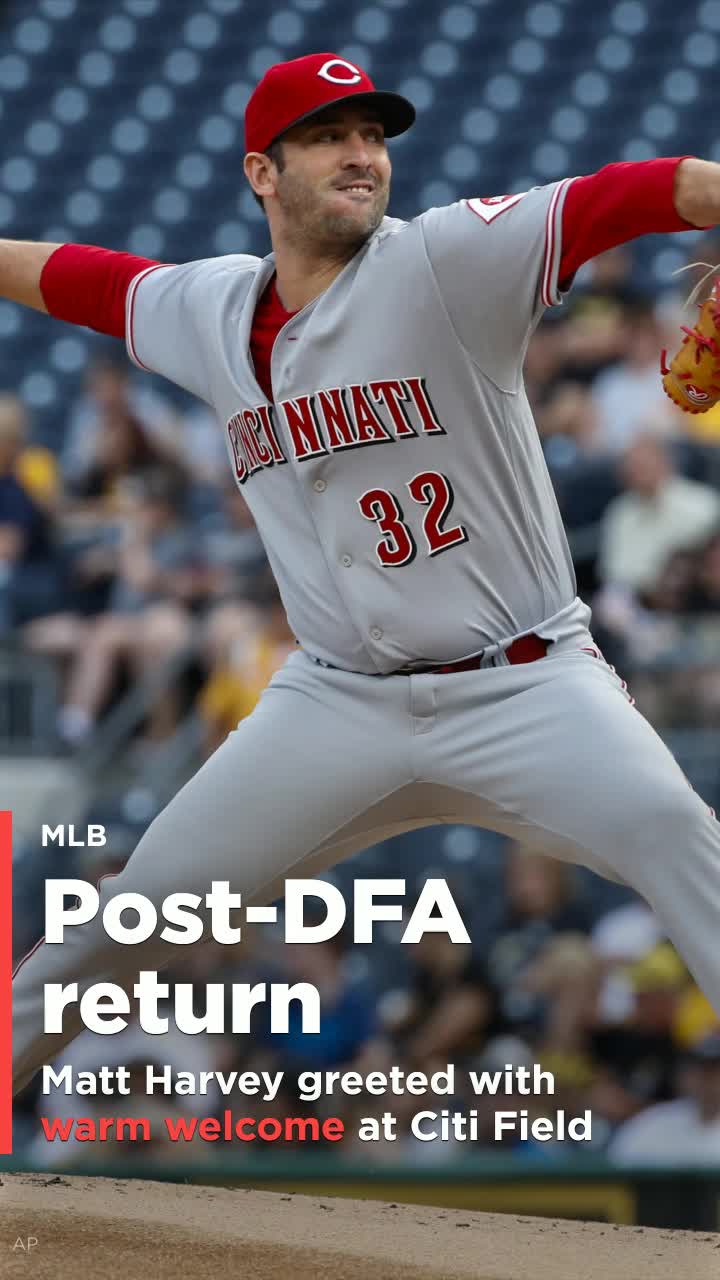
[
  {"xmin": 14, "ymin": 182, "xmax": 720, "ymax": 1098},
  {"xmin": 126, "ymin": 180, "xmax": 588, "ymax": 673}
]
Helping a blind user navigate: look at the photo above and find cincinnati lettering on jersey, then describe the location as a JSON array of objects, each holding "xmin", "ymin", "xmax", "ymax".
[{"xmin": 226, "ymin": 377, "xmax": 445, "ymax": 485}]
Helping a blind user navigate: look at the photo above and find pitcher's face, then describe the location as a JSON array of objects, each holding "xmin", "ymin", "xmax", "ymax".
[{"xmin": 269, "ymin": 105, "xmax": 391, "ymax": 253}]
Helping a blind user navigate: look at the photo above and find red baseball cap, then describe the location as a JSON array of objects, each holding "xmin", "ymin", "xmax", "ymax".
[{"xmin": 244, "ymin": 52, "xmax": 416, "ymax": 155}]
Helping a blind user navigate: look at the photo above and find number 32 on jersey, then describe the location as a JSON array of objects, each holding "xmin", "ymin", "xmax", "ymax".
[{"xmin": 358, "ymin": 470, "xmax": 468, "ymax": 567}]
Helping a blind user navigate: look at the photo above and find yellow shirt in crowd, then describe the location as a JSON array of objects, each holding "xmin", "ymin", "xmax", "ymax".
[{"xmin": 199, "ymin": 634, "xmax": 295, "ymax": 735}]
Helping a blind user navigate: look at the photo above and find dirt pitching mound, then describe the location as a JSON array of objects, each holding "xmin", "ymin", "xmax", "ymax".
[{"xmin": 0, "ymin": 1173, "xmax": 718, "ymax": 1279}]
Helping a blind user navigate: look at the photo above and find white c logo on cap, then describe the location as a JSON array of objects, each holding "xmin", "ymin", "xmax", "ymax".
[{"xmin": 317, "ymin": 58, "xmax": 362, "ymax": 85}]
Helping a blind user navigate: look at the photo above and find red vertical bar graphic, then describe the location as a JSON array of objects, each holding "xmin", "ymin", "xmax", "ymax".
[{"xmin": 0, "ymin": 810, "xmax": 11, "ymax": 1154}]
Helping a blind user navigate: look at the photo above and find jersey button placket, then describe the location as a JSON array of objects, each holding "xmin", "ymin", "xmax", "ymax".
[
  {"xmin": 313, "ymin": 479, "xmax": 327, "ymax": 492},
  {"xmin": 341, "ymin": 554, "xmax": 353, "ymax": 567},
  {"xmin": 370, "ymin": 626, "xmax": 383, "ymax": 641}
]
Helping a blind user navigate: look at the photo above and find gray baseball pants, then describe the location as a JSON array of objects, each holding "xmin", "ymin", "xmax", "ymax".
[{"xmin": 12, "ymin": 637, "xmax": 720, "ymax": 1093}]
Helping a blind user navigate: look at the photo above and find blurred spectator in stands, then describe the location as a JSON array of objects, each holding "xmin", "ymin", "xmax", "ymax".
[
  {"xmin": 592, "ymin": 434, "xmax": 720, "ymax": 675},
  {"xmin": 642, "ymin": 529, "xmax": 720, "ymax": 725},
  {"xmin": 54, "ymin": 467, "xmax": 214, "ymax": 746},
  {"xmin": 592, "ymin": 942, "xmax": 691, "ymax": 1108},
  {"xmin": 524, "ymin": 311, "xmax": 570, "ymax": 406},
  {"xmin": 542, "ymin": 393, "xmax": 621, "ymax": 579},
  {"xmin": 465, "ymin": 1034, "xmax": 537, "ymax": 1148},
  {"xmin": 0, "ymin": 394, "xmax": 61, "ymax": 513},
  {"xmin": 537, "ymin": 381, "xmax": 602, "ymax": 463},
  {"xmin": 598, "ymin": 434, "xmax": 720, "ymax": 597},
  {"xmin": 586, "ymin": 909, "xmax": 695, "ymax": 1126},
  {"xmin": 586, "ymin": 1062, "xmax": 647, "ymax": 1149},
  {"xmin": 643, "ymin": 547, "xmax": 697, "ymax": 615},
  {"xmin": 199, "ymin": 481, "xmax": 268, "ymax": 603},
  {"xmin": 590, "ymin": 301, "xmax": 677, "ymax": 452},
  {"xmin": 199, "ymin": 574, "xmax": 295, "ymax": 753},
  {"xmin": 197, "ymin": 485, "xmax": 270, "ymax": 739},
  {"xmin": 181, "ymin": 402, "xmax": 233, "ymax": 500},
  {"xmin": 487, "ymin": 848, "xmax": 593, "ymax": 1031},
  {"xmin": 673, "ymin": 982, "xmax": 720, "ymax": 1051},
  {"xmin": 28, "ymin": 402, "xmax": 182, "ymax": 632},
  {"xmin": 0, "ymin": 395, "xmax": 64, "ymax": 634},
  {"xmin": 525, "ymin": 250, "xmax": 641, "ymax": 410},
  {"xmin": 519, "ymin": 932, "xmax": 601, "ymax": 1055},
  {"xmin": 574, "ymin": 245, "xmax": 641, "ymax": 308},
  {"xmin": 263, "ymin": 913, "xmax": 379, "ymax": 1073},
  {"xmin": 592, "ymin": 551, "xmax": 692, "ymax": 712},
  {"xmin": 685, "ymin": 527, "xmax": 720, "ymax": 612},
  {"xmin": 64, "ymin": 385, "xmax": 181, "ymax": 526},
  {"xmin": 608, "ymin": 1028, "xmax": 720, "ymax": 1165},
  {"xmin": 388, "ymin": 928, "xmax": 495, "ymax": 1068},
  {"xmin": 61, "ymin": 352, "xmax": 180, "ymax": 487},
  {"xmin": 559, "ymin": 248, "xmax": 641, "ymax": 384},
  {"xmin": 591, "ymin": 902, "xmax": 666, "ymax": 1025}
]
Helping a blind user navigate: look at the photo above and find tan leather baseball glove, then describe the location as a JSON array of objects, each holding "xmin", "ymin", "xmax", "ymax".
[{"xmin": 661, "ymin": 275, "xmax": 720, "ymax": 414}]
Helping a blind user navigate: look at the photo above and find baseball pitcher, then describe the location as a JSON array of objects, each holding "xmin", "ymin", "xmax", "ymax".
[{"xmin": 10, "ymin": 53, "xmax": 720, "ymax": 1092}]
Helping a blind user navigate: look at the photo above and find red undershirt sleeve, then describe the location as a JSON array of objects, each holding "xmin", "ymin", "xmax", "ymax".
[
  {"xmin": 558, "ymin": 156, "xmax": 704, "ymax": 288},
  {"xmin": 39, "ymin": 243, "xmax": 163, "ymax": 338}
]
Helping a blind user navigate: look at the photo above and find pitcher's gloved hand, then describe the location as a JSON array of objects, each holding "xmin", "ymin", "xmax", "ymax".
[{"xmin": 662, "ymin": 276, "xmax": 720, "ymax": 414}]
